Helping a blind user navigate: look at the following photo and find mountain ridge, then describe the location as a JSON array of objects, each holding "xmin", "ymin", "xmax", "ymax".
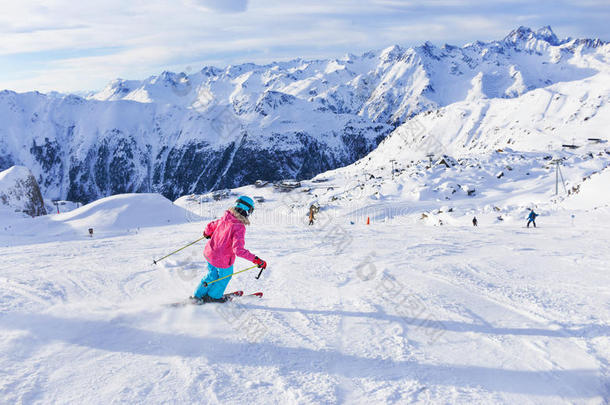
[{"xmin": 0, "ymin": 26, "xmax": 607, "ymax": 203}]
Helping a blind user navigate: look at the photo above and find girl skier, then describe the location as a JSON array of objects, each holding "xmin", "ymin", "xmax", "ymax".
[{"xmin": 191, "ymin": 196, "xmax": 267, "ymax": 303}]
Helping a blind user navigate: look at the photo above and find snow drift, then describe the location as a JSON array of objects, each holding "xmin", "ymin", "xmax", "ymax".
[
  {"xmin": 48, "ymin": 193, "xmax": 199, "ymax": 233},
  {"xmin": 1, "ymin": 193, "xmax": 199, "ymax": 245}
]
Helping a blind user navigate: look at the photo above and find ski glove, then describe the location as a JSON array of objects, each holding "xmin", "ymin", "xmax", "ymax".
[
  {"xmin": 203, "ymin": 233, "xmax": 211, "ymax": 239},
  {"xmin": 253, "ymin": 256, "xmax": 267, "ymax": 270}
]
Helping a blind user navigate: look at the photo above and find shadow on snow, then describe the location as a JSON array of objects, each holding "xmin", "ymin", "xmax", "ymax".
[{"xmin": 1, "ymin": 311, "xmax": 606, "ymax": 398}]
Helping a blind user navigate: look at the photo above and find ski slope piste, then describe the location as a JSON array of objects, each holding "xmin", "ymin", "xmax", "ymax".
[{"xmin": 1, "ymin": 156, "xmax": 609, "ymax": 404}]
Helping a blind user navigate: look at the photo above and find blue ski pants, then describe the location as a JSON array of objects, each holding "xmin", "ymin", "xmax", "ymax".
[{"xmin": 193, "ymin": 262, "xmax": 233, "ymax": 299}]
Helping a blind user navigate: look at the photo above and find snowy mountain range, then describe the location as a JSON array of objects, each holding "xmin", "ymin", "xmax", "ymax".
[{"xmin": 0, "ymin": 26, "xmax": 607, "ymax": 203}]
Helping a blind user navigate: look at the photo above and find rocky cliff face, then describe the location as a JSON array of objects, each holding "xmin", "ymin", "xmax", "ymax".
[
  {"xmin": 0, "ymin": 26, "xmax": 606, "ymax": 202},
  {"xmin": 0, "ymin": 166, "xmax": 47, "ymax": 217}
]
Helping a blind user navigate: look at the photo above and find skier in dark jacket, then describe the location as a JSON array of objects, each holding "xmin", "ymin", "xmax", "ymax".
[
  {"xmin": 472, "ymin": 217, "xmax": 478, "ymax": 226},
  {"xmin": 527, "ymin": 210, "xmax": 538, "ymax": 228}
]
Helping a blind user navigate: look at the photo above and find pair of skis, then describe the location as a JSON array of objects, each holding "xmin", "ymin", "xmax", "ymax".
[
  {"xmin": 167, "ymin": 291, "xmax": 263, "ymax": 307},
  {"xmin": 218, "ymin": 290, "xmax": 263, "ymax": 301}
]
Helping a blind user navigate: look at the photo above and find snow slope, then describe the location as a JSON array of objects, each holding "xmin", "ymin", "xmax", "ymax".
[
  {"xmin": 1, "ymin": 193, "xmax": 197, "ymax": 244},
  {"xmin": 562, "ymin": 168, "xmax": 610, "ymax": 210},
  {"xmin": 0, "ymin": 165, "xmax": 46, "ymax": 217},
  {"xmin": 383, "ymin": 71, "xmax": 610, "ymax": 157},
  {"xmin": 0, "ymin": 204, "xmax": 608, "ymax": 403},
  {"xmin": 49, "ymin": 193, "xmax": 198, "ymax": 232},
  {"xmin": 2, "ymin": 128, "xmax": 609, "ymax": 403}
]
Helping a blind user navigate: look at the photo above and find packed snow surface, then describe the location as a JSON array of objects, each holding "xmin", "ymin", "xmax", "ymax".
[{"xmin": 1, "ymin": 171, "xmax": 609, "ymax": 403}]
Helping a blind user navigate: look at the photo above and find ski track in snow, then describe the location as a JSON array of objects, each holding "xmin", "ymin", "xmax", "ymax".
[{"xmin": 1, "ymin": 213, "xmax": 609, "ymax": 404}]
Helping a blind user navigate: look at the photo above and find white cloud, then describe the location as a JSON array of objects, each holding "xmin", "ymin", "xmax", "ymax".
[{"xmin": 187, "ymin": 0, "xmax": 248, "ymax": 13}]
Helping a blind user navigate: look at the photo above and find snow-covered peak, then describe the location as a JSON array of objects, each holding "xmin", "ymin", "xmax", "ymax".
[
  {"xmin": 502, "ymin": 25, "xmax": 564, "ymax": 48},
  {"xmin": 87, "ymin": 26, "xmax": 607, "ymax": 123},
  {"xmin": 536, "ymin": 25, "xmax": 560, "ymax": 44},
  {"xmin": 379, "ymin": 44, "xmax": 405, "ymax": 63},
  {"xmin": 92, "ymin": 78, "xmax": 140, "ymax": 101}
]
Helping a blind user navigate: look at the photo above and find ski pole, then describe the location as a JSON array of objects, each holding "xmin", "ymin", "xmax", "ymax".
[
  {"xmin": 153, "ymin": 236, "xmax": 207, "ymax": 265},
  {"xmin": 203, "ymin": 264, "xmax": 259, "ymax": 287}
]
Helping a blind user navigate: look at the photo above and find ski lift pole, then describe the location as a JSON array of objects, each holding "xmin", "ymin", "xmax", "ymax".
[
  {"xmin": 203, "ymin": 264, "xmax": 260, "ymax": 287},
  {"xmin": 558, "ymin": 163, "xmax": 568, "ymax": 194},
  {"xmin": 153, "ymin": 236, "xmax": 207, "ymax": 264}
]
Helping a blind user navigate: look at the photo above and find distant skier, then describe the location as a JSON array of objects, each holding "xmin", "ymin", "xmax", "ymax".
[
  {"xmin": 472, "ymin": 217, "xmax": 478, "ymax": 226},
  {"xmin": 191, "ymin": 196, "xmax": 267, "ymax": 303},
  {"xmin": 527, "ymin": 210, "xmax": 538, "ymax": 228},
  {"xmin": 308, "ymin": 205, "xmax": 316, "ymax": 225}
]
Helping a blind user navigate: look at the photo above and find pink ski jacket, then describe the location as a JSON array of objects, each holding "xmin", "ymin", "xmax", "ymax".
[{"xmin": 203, "ymin": 207, "xmax": 256, "ymax": 268}]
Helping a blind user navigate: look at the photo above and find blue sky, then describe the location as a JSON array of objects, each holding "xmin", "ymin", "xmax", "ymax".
[{"xmin": 0, "ymin": 0, "xmax": 608, "ymax": 93}]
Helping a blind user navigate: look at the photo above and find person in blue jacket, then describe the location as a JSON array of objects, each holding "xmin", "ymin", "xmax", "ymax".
[{"xmin": 527, "ymin": 210, "xmax": 538, "ymax": 228}]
